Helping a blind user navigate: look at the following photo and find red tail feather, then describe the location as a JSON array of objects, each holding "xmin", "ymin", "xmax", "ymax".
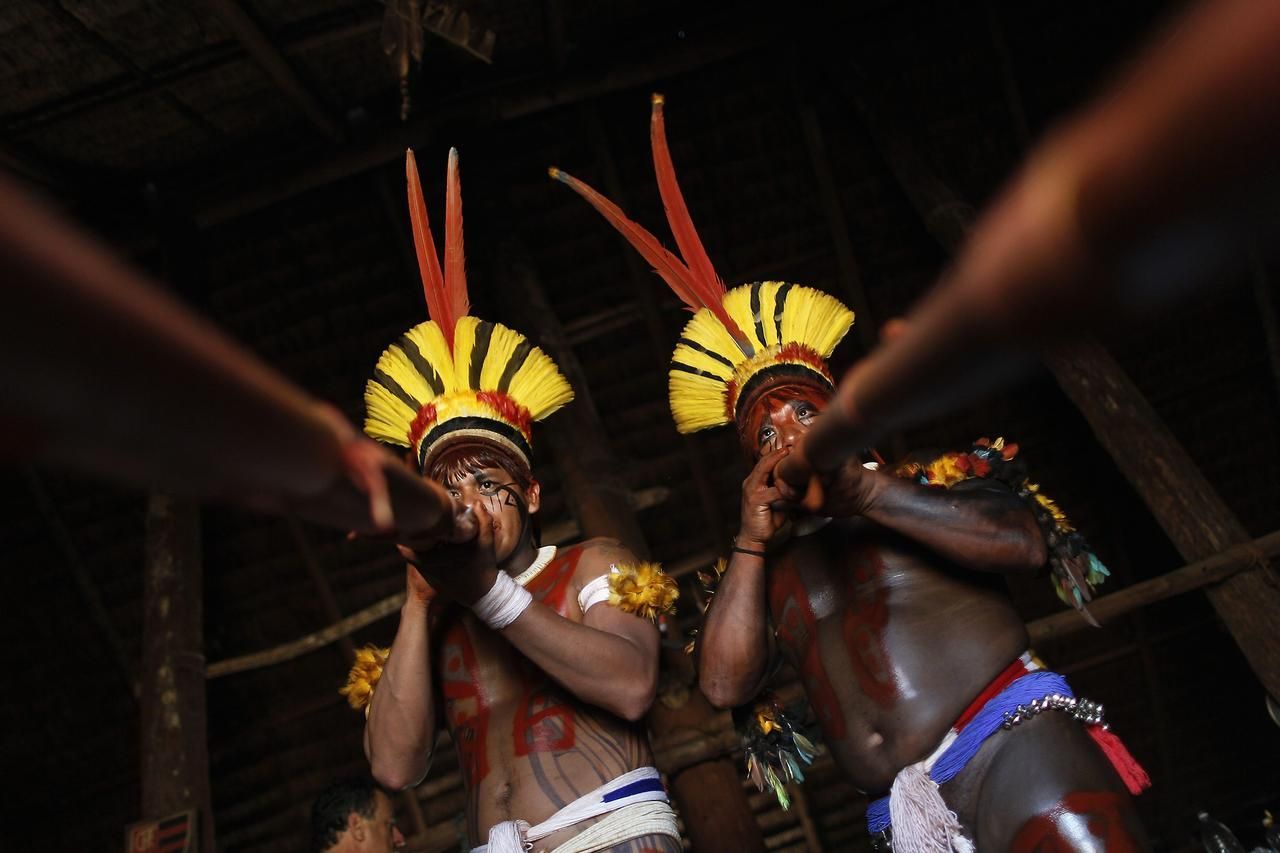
[
  {"xmin": 443, "ymin": 148, "xmax": 470, "ymax": 328},
  {"xmin": 651, "ymin": 94, "xmax": 724, "ymax": 303},
  {"xmin": 550, "ymin": 165, "xmax": 748, "ymax": 346},
  {"xmin": 405, "ymin": 149, "xmax": 454, "ymax": 347}
]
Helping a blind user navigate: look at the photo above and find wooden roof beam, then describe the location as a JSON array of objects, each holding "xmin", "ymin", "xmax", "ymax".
[{"xmin": 204, "ymin": 0, "xmax": 344, "ymax": 142}]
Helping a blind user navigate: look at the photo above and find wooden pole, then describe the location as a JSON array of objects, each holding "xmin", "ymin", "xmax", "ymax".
[
  {"xmin": 493, "ymin": 243, "xmax": 765, "ymax": 851},
  {"xmin": 494, "ymin": 242, "xmax": 648, "ymax": 552},
  {"xmin": 141, "ymin": 494, "xmax": 214, "ymax": 851},
  {"xmin": 839, "ymin": 74, "xmax": 1280, "ymax": 697}
]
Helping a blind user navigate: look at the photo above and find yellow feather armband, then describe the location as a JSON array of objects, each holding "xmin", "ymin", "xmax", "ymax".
[
  {"xmin": 339, "ymin": 645, "xmax": 390, "ymax": 717},
  {"xmin": 608, "ymin": 561, "xmax": 679, "ymax": 622}
]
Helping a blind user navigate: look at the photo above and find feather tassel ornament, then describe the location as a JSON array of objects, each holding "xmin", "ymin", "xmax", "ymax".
[
  {"xmin": 607, "ymin": 561, "xmax": 679, "ymax": 622},
  {"xmin": 340, "ymin": 646, "xmax": 391, "ymax": 717},
  {"xmin": 406, "ymin": 149, "xmax": 467, "ymax": 349}
]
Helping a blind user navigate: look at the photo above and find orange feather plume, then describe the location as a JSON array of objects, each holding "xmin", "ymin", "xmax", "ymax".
[
  {"xmin": 650, "ymin": 94, "xmax": 725, "ymax": 305},
  {"xmin": 443, "ymin": 147, "xmax": 469, "ymax": 325},
  {"xmin": 405, "ymin": 148, "xmax": 468, "ymax": 348}
]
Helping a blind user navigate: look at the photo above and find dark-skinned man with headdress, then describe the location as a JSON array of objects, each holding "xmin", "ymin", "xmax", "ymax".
[
  {"xmin": 553, "ymin": 95, "xmax": 1152, "ymax": 852},
  {"xmin": 341, "ymin": 149, "xmax": 682, "ymax": 853}
]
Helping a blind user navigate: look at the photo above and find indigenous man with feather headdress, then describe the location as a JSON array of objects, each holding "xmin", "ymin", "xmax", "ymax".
[
  {"xmin": 555, "ymin": 95, "xmax": 1152, "ymax": 852},
  {"xmin": 342, "ymin": 150, "xmax": 682, "ymax": 853}
]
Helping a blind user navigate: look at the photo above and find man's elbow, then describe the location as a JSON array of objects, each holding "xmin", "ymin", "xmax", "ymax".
[
  {"xmin": 615, "ymin": 669, "xmax": 659, "ymax": 722},
  {"xmin": 698, "ymin": 672, "xmax": 751, "ymax": 710},
  {"xmin": 370, "ymin": 752, "xmax": 430, "ymax": 792}
]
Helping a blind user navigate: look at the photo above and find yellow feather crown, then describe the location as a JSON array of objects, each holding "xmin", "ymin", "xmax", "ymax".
[
  {"xmin": 365, "ymin": 315, "xmax": 574, "ymax": 471},
  {"xmin": 670, "ymin": 281, "xmax": 854, "ymax": 433}
]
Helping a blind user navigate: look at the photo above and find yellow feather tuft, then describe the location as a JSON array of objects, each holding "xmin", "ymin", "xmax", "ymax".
[
  {"xmin": 779, "ymin": 284, "xmax": 854, "ymax": 358},
  {"xmin": 669, "ymin": 369, "xmax": 730, "ymax": 433},
  {"xmin": 506, "ymin": 340, "xmax": 574, "ymax": 420},
  {"xmin": 339, "ymin": 645, "xmax": 390, "ymax": 717},
  {"xmin": 451, "ymin": 316, "xmax": 481, "ymax": 388},
  {"xmin": 363, "ymin": 380, "xmax": 417, "ymax": 447},
  {"xmin": 608, "ymin": 561, "xmax": 679, "ymax": 622}
]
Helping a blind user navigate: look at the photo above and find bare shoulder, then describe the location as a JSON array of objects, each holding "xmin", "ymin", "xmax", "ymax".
[{"xmin": 572, "ymin": 536, "xmax": 638, "ymax": 582}]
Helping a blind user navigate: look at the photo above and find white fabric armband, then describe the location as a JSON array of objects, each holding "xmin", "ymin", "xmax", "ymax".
[
  {"xmin": 473, "ymin": 572, "xmax": 533, "ymax": 630},
  {"xmin": 576, "ymin": 569, "xmax": 617, "ymax": 614}
]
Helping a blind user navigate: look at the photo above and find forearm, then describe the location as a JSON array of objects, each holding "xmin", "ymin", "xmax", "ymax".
[
  {"xmin": 698, "ymin": 550, "xmax": 772, "ymax": 708},
  {"xmin": 863, "ymin": 474, "xmax": 1046, "ymax": 573},
  {"xmin": 364, "ymin": 601, "xmax": 436, "ymax": 789},
  {"xmin": 501, "ymin": 602, "xmax": 657, "ymax": 721}
]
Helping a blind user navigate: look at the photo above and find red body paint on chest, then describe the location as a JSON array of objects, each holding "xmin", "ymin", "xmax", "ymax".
[
  {"xmin": 513, "ymin": 681, "xmax": 576, "ymax": 755},
  {"xmin": 769, "ymin": 562, "xmax": 848, "ymax": 739},
  {"xmin": 1011, "ymin": 791, "xmax": 1138, "ymax": 853},
  {"xmin": 525, "ymin": 544, "xmax": 585, "ymax": 615},
  {"xmin": 509, "ymin": 545, "xmax": 585, "ymax": 753},
  {"xmin": 440, "ymin": 624, "xmax": 490, "ymax": 786},
  {"xmin": 839, "ymin": 550, "xmax": 895, "ymax": 708}
]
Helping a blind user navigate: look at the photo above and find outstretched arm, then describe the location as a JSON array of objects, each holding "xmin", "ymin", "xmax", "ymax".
[
  {"xmin": 363, "ymin": 566, "xmax": 438, "ymax": 790},
  {"xmin": 817, "ymin": 461, "xmax": 1047, "ymax": 574},
  {"xmin": 698, "ymin": 448, "xmax": 787, "ymax": 709},
  {"xmin": 500, "ymin": 540, "xmax": 661, "ymax": 722}
]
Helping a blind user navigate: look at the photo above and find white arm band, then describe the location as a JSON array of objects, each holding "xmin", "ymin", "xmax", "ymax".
[
  {"xmin": 576, "ymin": 568, "xmax": 618, "ymax": 614},
  {"xmin": 473, "ymin": 572, "xmax": 533, "ymax": 630}
]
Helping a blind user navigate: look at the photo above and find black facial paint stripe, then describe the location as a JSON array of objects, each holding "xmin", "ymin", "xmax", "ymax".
[{"xmin": 497, "ymin": 338, "xmax": 535, "ymax": 393}]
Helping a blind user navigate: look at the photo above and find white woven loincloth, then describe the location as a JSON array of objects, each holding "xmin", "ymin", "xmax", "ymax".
[{"xmin": 472, "ymin": 766, "xmax": 679, "ymax": 853}]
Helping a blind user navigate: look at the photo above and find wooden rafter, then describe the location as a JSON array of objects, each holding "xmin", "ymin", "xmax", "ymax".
[
  {"xmin": 204, "ymin": 0, "xmax": 344, "ymax": 141},
  {"xmin": 47, "ymin": 3, "xmax": 221, "ymax": 140},
  {"xmin": 191, "ymin": 18, "xmax": 765, "ymax": 227}
]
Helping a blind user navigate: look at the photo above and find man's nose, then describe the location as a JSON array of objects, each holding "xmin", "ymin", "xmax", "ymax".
[{"xmin": 779, "ymin": 424, "xmax": 804, "ymax": 448}]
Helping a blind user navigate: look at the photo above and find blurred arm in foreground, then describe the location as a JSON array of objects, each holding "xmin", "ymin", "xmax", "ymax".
[
  {"xmin": 781, "ymin": 0, "xmax": 1280, "ymax": 491},
  {"xmin": 0, "ymin": 170, "xmax": 464, "ymax": 542}
]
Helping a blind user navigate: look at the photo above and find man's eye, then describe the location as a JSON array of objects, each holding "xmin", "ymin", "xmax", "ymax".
[{"xmin": 479, "ymin": 479, "xmax": 496, "ymax": 492}]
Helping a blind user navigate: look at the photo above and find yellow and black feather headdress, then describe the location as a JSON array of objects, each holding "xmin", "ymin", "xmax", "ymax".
[
  {"xmin": 550, "ymin": 95, "xmax": 854, "ymax": 433},
  {"xmin": 365, "ymin": 149, "xmax": 573, "ymax": 471}
]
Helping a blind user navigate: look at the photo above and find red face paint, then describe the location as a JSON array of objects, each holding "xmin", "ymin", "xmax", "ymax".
[
  {"xmin": 738, "ymin": 382, "xmax": 829, "ymax": 456},
  {"xmin": 1011, "ymin": 791, "xmax": 1138, "ymax": 853}
]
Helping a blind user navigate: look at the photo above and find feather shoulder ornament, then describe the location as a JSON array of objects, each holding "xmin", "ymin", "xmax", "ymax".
[
  {"xmin": 895, "ymin": 437, "xmax": 1110, "ymax": 621},
  {"xmin": 340, "ymin": 645, "xmax": 390, "ymax": 717},
  {"xmin": 607, "ymin": 561, "xmax": 679, "ymax": 622}
]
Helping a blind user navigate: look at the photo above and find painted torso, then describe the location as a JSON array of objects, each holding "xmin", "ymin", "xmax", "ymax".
[
  {"xmin": 435, "ymin": 543, "xmax": 652, "ymax": 848},
  {"xmin": 766, "ymin": 517, "xmax": 1029, "ymax": 793}
]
